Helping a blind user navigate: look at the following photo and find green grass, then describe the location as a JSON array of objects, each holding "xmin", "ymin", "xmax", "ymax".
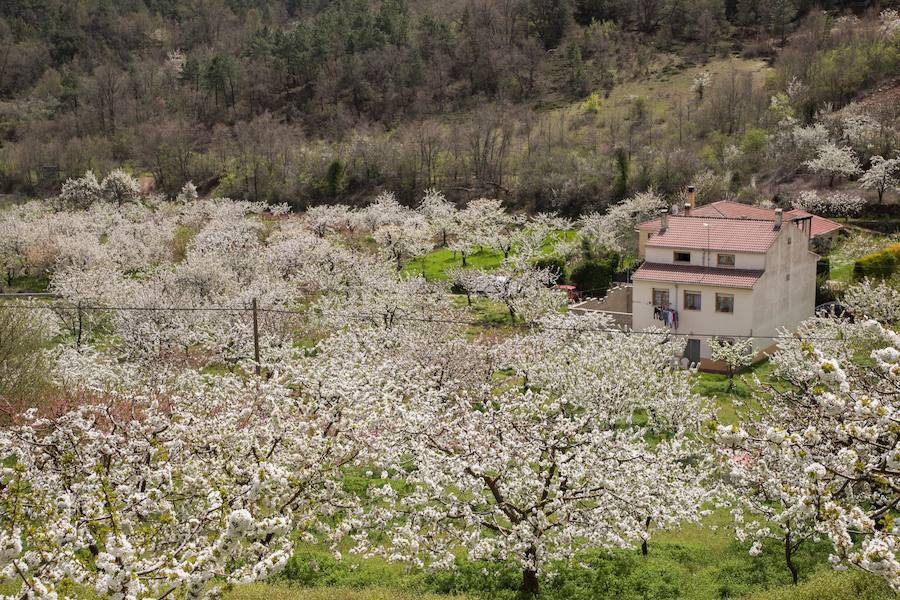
[
  {"xmin": 451, "ymin": 295, "xmax": 515, "ymax": 327},
  {"xmin": 223, "ymin": 525, "xmax": 891, "ymax": 600},
  {"xmin": 1, "ymin": 274, "xmax": 50, "ymax": 294},
  {"xmin": 404, "ymin": 247, "xmax": 504, "ymax": 281},
  {"xmin": 829, "ymin": 261, "xmax": 854, "ymax": 283},
  {"xmin": 745, "ymin": 568, "xmax": 893, "ymax": 600},
  {"xmin": 403, "ymin": 230, "xmax": 576, "ymax": 282},
  {"xmin": 226, "ymin": 585, "xmax": 468, "ymax": 600},
  {"xmin": 693, "ymin": 360, "xmax": 775, "ymax": 424}
]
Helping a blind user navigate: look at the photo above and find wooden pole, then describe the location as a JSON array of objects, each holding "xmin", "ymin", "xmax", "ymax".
[
  {"xmin": 76, "ymin": 301, "xmax": 83, "ymax": 350},
  {"xmin": 251, "ymin": 297, "xmax": 260, "ymax": 376}
]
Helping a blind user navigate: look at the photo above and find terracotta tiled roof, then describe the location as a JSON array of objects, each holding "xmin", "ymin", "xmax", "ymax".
[
  {"xmin": 632, "ymin": 262, "xmax": 764, "ymax": 289},
  {"xmin": 645, "ymin": 215, "xmax": 780, "ymax": 253},
  {"xmin": 688, "ymin": 201, "xmax": 777, "ymax": 220},
  {"xmin": 784, "ymin": 209, "xmax": 844, "ymax": 237},
  {"xmin": 639, "ymin": 201, "xmax": 843, "ymax": 239}
]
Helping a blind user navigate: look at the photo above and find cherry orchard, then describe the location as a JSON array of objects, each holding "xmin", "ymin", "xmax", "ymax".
[
  {"xmin": 344, "ymin": 313, "xmax": 713, "ymax": 596},
  {"xmin": 0, "ymin": 349, "xmax": 362, "ymax": 600}
]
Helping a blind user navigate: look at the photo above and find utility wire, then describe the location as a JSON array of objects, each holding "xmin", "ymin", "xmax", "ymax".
[{"xmin": 0, "ymin": 299, "xmax": 862, "ymax": 341}]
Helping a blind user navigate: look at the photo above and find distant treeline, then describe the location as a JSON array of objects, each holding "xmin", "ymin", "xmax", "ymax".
[{"xmin": 0, "ymin": 0, "xmax": 897, "ymax": 211}]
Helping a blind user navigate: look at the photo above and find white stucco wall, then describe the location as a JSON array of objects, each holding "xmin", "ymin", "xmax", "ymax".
[
  {"xmin": 752, "ymin": 222, "xmax": 818, "ymax": 340},
  {"xmin": 632, "ymin": 280, "xmax": 756, "ymax": 359},
  {"xmin": 632, "ymin": 221, "xmax": 817, "ymax": 361},
  {"xmin": 643, "ymin": 246, "xmax": 765, "ymax": 269}
]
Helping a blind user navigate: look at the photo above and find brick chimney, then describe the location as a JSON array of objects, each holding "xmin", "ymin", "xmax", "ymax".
[
  {"xmin": 659, "ymin": 209, "xmax": 668, "ymax": 231},
  {"xmin": 774, "ymin": 208, "xmax": 783, "ymax": 230},
  {"xmin": 687, "ymin": 185, "xmax": 696, "ymax": 208}
]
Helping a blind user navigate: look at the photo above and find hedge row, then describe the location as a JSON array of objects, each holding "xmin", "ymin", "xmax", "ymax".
[{"xmin": 853, "ymin": 244, "xmax": 900, "ymax": 280}]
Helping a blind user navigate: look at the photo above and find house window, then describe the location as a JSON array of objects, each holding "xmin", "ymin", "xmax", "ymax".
[
  {"xmin": 684, "ymin": 290, "xmax": 701, "ymax": 310},
  {"xmin": 717, "ymin": 254, "xmax": 735, "ymax": 267},
  {"xmin": 652, "ymin": 288, "xmax": 670, "ymax": 306},
  {"xmin": 674, "ymin": 251, "xmax": 691, "ymax": 263},
  {"xmin": 716, "ymin": 293, "xmax": 734, "ymax": 313}
]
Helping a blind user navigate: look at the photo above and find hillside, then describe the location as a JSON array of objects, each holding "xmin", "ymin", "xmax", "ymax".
[{"xmin": 0, "ymin": 1, "xmax": 898, "ymax": 213}]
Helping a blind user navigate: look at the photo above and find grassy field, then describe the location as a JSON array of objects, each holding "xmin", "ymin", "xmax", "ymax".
[
  {"xmin": 404, "ymin": 247, "xmax": 504, "ymax": 281},
  {"xmin": 225, "ymin": 569, "xmax": 892, "ymax": 600}
]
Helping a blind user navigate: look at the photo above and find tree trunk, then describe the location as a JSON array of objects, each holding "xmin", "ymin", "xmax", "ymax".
[
  {"xmin": 522, "ymin": 568, "xmax": 539, "ymax": 597},
  {"xmin": 641, "ymin": 516, "xmax": 652, "ymax": 556},
  {"xmin": 785, "ymin": 532, "xmax": 798, "ymax": 586}
]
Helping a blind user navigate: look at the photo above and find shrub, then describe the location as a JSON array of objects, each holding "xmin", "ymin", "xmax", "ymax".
[
  {"xmin": 853, "ymin": 243, "xmax": 900, "ymax": 280},
  {"xmin": 815, "ymin": 273, "xmax": 836, "ymax": 305},
  {"xmin": 568, "ymin": 259, "xmax": 614, "ymax": 296},
  {"xmin": 746, "ymin": 567, "xmax": 893, "ymax": 600},
  {"xmin": 0, "ymin": 303, "xmax": 50, "ymax": 416},
  {"xmin": 532, "ymin": 255, "xmax": 567, "ymax": 284}
]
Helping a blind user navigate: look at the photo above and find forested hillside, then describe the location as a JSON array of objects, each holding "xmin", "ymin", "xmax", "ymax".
[{"xmin": 0, "ymin": 0, "xmax": 898, "ymax": 212}]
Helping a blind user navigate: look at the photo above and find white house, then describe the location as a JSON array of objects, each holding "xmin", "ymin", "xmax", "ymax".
[{"xmin": 630, "ymin": 206, "xmax": 819, "ymax": 370}]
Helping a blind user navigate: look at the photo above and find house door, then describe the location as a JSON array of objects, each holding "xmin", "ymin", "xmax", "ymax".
[{"xmin": 685, "ymin": 339, "xmax": 701, "ymax": 365}]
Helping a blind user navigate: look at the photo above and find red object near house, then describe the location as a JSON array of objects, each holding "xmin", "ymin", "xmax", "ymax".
[{"xmin": 556, "ymin": 285, "xmax": 579, "ymax": 301}]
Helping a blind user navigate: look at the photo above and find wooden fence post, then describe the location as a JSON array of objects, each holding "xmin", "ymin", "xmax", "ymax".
[
  {"xmin": 251, "ymin": 298, "xmax": 261, "ymax": 376},
  {"xmin": 76, "ymin": 301, "xmax": 83, "ymax": 350}
]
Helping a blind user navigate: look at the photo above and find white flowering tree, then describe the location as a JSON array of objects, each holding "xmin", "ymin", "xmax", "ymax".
[
  {"xmin": 417, "ymin": 189, "xmax": 458, "ymax": 247},
  {"xmin": 708, "ymin": 337, "xmax": 754, "ymax": 391},
  {"xmin": 175, "ymin": 181, "xmax": 199, "ymax": 203},
  {"xmin": 719, "ymin": 315, "xmax": 900, "ymax": 589},
  {"xmin": 359, "ymin": 192, "xmax": 411, "ymax": 232},
  {"xmin": 515, "ymin": 213, "xmax": 572, "ymax": 261},
  {"xmin": 0, "ymin": 353, "xmax": 359, "ymax": 600},
  {"xmin": 351, "ymin": 314, "xmax": 711, "ymax": 596},
  {"xmin": 791, "ymin": 190, "xmax": 866, "ymax": 219},
  {"xmin": 859, "ymin": 156, "xmax": 900, "ymax": 204},
  {"xmin": 450, "ymin": 259, "xmax": 563, "ymax": 324},
  {"xmin": 580, "ymin": 190, "xmax": 665, "ymax": 255},
  {"xmin": 372, "ymin": 217, "xmax": 435, "ymax": 271},
  {"xmin": 59, "ymin": 171, "xmax": 103, "ymax": 209},
  {"xmin": 451, "ymin": 198, "xmax": 510, "ymax": 265},
  {"xmin": 692, "ymin": 71, "xmax": 711, "ymax": 103},
  {"xmin": 718, "ymin": 418, "xmax": 823, "ymax": 586},
  {"xmin": 100, "ymin": 169, "xmax": 143, "ymax": 206},
  {"xmin": 304, "ymin": 204, "xmax": 356, "ymax": 237},
  {"xmin": 804, "ymin": 143, "xmax": 861, "ymax": 187},
  {"xmin": 843, "ymin": 278, "xmax": 900, "ymax": 324}
]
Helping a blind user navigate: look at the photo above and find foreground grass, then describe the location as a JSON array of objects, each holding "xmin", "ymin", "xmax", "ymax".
[
  {"xmin": 223, "ymin": 529, "xmax": 892, "ymax": 600},
  {"xmin": 226, "ymin": 585, "xmax": 468, "ymax": 600}
]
